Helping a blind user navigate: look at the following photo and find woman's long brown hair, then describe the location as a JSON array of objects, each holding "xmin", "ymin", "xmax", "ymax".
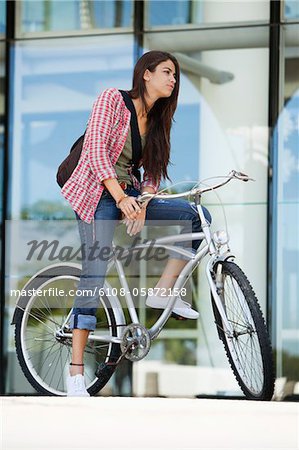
[{"xmin": 128, "ymin": 50, "xmax": 180, "ymax": 184}]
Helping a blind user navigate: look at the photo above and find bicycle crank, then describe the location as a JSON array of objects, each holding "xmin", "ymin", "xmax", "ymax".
[
  {"xmin": 95, "ymin": 324, "xmax": 151, "ymax": 381},
  {"xmin": 94, "ymin": 340, "xmax": 134, "ymax": 381},
  {"xmin": 120, "ymin": 323, "xmax": 151, "ymax": 362}
]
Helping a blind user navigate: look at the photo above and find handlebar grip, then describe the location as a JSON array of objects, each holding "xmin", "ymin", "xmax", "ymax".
[
  {"xmin": 234, "ymin": 171, "xmax": 250, "ymax": 181},
  {"xmin": 136, "ymin": 193, "xmax": 154, "ymax": 205}
]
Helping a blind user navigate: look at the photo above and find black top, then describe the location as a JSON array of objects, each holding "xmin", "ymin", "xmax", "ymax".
[{"xmin": 119, "ymin": 90, "xmax": 143, "ymax": 182}]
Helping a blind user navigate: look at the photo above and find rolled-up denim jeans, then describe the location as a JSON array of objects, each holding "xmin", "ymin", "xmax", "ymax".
[{"xmin": 70, "ymin": 186, "xmax": 211, "ymax": 331}]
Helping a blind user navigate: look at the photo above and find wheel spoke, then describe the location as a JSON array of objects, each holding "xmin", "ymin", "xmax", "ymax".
[
  {"xmin": 235, "ymin": 334, "xmax": 263, "ymax": 369},
  {"xmin": 29, "ymin": 341, "xmax": 59, "ymax": 376},
  {"xmin": 48, "ymin": 345, "xmax": 64, "ymax": 387},
  {"xmin": 24, "ymin": 339, "xmax": 56, "ymax": 351},
  {"xmin": 232, "ymin": 336, "xmax": 263, "ymax": 390},
  {"xmin": 24, "ymin": 310, "xmax": 59, "ymax": 333},
  {"xmin": 57, "ymin": 345, "xmax": 68, "ymax": 392}
]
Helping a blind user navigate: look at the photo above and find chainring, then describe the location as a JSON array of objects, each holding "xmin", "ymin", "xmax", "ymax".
[{"xmin": 120, "ymin": 323, "xmax": 151, "ymax": 362}]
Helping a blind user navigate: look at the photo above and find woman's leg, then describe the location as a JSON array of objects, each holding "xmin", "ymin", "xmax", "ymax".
[
  {"xmin": 155, "ymin": 258, "xmax": 188, "ymax": 290},
  {"xmin": 128, "ymin": 188, "xmax": 211, "ymax": 291},
  {"xmin": 146, "ymin": 196, "xmax": 211, "ymax": 287},
  {"xmin": 69, "ymin": 192, "xmax": 121, "ymax": 378},
  {"xmin": 144, "ymin": 197, "xmax": 211, "ymax": 318},
  {"xmin": 70, "ymin": 329, "xmax": 89, "ymax": 376}
]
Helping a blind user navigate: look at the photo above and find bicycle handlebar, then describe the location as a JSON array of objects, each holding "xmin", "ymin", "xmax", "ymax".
[{"xmin": 136, "ymin": 170, "xmax": 254, "ymax": 204}]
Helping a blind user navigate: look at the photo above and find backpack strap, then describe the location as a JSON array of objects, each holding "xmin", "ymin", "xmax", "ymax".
[{"xmin": 119, "ymin": 90, "xmax": 142, "ymax": 182}]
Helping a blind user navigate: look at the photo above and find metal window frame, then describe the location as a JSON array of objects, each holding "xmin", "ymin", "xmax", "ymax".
[
  {"xmin": 0, "ymin": 0, "xmax": 15, "ymax": 395},
  {"xmin": 267, "ymin": 0, "xmax": 282, "ymax": 366}
]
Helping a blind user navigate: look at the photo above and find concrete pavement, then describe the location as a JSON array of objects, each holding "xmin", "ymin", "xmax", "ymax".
[{"xmin": 1, "ymin": 396, "xmax": 299, "ymax": 449}]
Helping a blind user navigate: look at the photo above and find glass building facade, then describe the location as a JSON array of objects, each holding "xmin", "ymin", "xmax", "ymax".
[{"xmin": 0, "ymin": 0, "xmax": 298, "ymax": 398}]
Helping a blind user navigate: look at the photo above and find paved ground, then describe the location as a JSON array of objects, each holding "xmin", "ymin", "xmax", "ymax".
[{"xmin": 1, "ymin": 396, "xmax": 299, "ymax": 450}]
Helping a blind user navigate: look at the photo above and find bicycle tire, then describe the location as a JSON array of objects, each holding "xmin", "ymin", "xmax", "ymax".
[
  {"xmin": 211, "ymin": 261, "xmax": 275, "ymax": 400},
  {"xmin": 14, "ymin": 264, "xmax": 122, "ymax": 396}
]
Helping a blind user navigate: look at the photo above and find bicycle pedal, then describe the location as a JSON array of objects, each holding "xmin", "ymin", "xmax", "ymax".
[{"xmin": 171, "ymin": 312, "xmax": 188, "ymax": 321}]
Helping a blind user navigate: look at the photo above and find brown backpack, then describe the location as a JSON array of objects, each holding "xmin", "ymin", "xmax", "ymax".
[{"xmin": 56, "ymin": 133, "xmax": 85, "ymax": 188}]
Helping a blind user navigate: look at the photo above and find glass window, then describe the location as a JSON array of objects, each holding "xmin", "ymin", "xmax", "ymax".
[
  {"xmin": 0, "ymin": 0, "xmax": 5, "ymax": 35},
  {"xmin": 17, "ymin": 0, "xmax": 133, "ymax": 36},
  {"xmin": 145, "ymin": 0, "xmax": 270, "ymax": 29},
  {"xmin": 274, "ymin": 24, "xmax": 299, "ymax": 387},
  {"xmin": 284, "ymin": 0, "xmax": 299, "ymax": 20},
  {"xmin": 5, "ymin": 35, "xmax": 134, "ymax": 394},
  {"xmin": 8, "ymin": 35, "xmax": 134, "ymax": 222},
  {"xmin": 146, "ymin": 0, "xmax": 191, "ymax": 27},
  {"xmin": 142, "ymin": 26, "xmax": 269, "ymax": 396}
]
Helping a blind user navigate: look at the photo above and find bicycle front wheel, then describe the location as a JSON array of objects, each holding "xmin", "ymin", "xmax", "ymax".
[
  {"xmin": 14, "ymin": 264, "xmax": 122, "ymax": 396},
  {"xmin": 211, "ymin": 261, "xmax": 275, "ymax": 400}
]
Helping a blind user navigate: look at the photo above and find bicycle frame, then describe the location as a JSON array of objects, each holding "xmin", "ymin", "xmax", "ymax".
[
  {"xmin": 59, "ymin": 200, "xmax": 235, "ymax": 345},
  {"xmin": 38, "ymin": 172, "xmax": 251, "ymax": 346},
  {"xmin": 115, "ymin": 201, "xmax": 234, "ymax": 339}
]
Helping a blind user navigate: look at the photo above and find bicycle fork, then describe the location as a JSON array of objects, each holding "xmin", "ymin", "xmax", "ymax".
[{"xmin": 206, "ymin": 259, "xmax": 234, "ymax": 338}]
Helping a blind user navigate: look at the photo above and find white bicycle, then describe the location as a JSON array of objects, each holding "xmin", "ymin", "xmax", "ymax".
[{"xmin": 12, "ymin": 171, "xmax": 275, "ymax": 400}]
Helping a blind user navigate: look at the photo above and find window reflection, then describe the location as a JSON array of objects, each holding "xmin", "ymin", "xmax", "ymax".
[
  {"xmin": 146, "ymin": 0, "xmax": 191, "ymax": 27},
  {"xmin": 6, "ymin": 35, "xmax": 134, "ymax": 394},
  {"xmin": 145, "ymin": 0, "xmax": 270, "ymax": 28},
  {"xmin": 18, "ymin": 0, "xmax": 133, "ymax": 35},
  {"xmin": 275, "ymin": 24, "xmax": 299, "ymax": 384},
  {"xmin": 9, "ymin": 36, "xmax": 134, "ymax": 220},
  {"xmin": 145, "ymin": 26, "xmax": 269, "ymax": 384},
  {"xmin": 284, "ymin": 0, "xmax": 299, "ymax": 20},
  {"xmin": 0, "ymin": 0, "xmax": 5, "ymax": 34}
]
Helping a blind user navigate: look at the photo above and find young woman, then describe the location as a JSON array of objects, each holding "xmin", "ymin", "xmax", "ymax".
[{"xmin": 61, "ymin": 50, "xmax": 211, "ymax": 396}]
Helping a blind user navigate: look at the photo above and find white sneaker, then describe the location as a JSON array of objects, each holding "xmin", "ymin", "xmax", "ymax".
[
  {"xmin": 67, "ymin": 374, "xmax": 90, "ymax": 397},
  {"xmin": 146, "ymin": 294, "xmax": 199, "ymax": 320}
]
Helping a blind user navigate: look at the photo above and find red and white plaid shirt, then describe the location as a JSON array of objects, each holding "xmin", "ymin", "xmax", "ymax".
[{"xmin": 61, "ymin": 88, "xmax": 160, "ymax": 223}]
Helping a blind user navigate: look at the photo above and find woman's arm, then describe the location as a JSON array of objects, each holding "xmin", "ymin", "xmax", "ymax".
[
  {"xmin": 141, "ymin": 170, "xmax": 160, "ymax": 194},
  {"xmin": 102, "ymin": 178, "xmax": 127, "ymax": 204},
  {"xmin": 86, "ymin": 88, "xmax": 119, "ymax": 183},
  {"xmin": 141, "ymin": 186, "xmax": 156, "ymax": 195}
]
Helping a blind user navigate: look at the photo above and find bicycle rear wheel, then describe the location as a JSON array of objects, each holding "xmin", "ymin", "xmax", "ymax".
[
  {"xmin": 211, "ymin": 261, "xmax": 275, "ymax": 400},
  {"xmin": 14, "ymin": 265, "xmax": 122, "ymax": 396}
]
